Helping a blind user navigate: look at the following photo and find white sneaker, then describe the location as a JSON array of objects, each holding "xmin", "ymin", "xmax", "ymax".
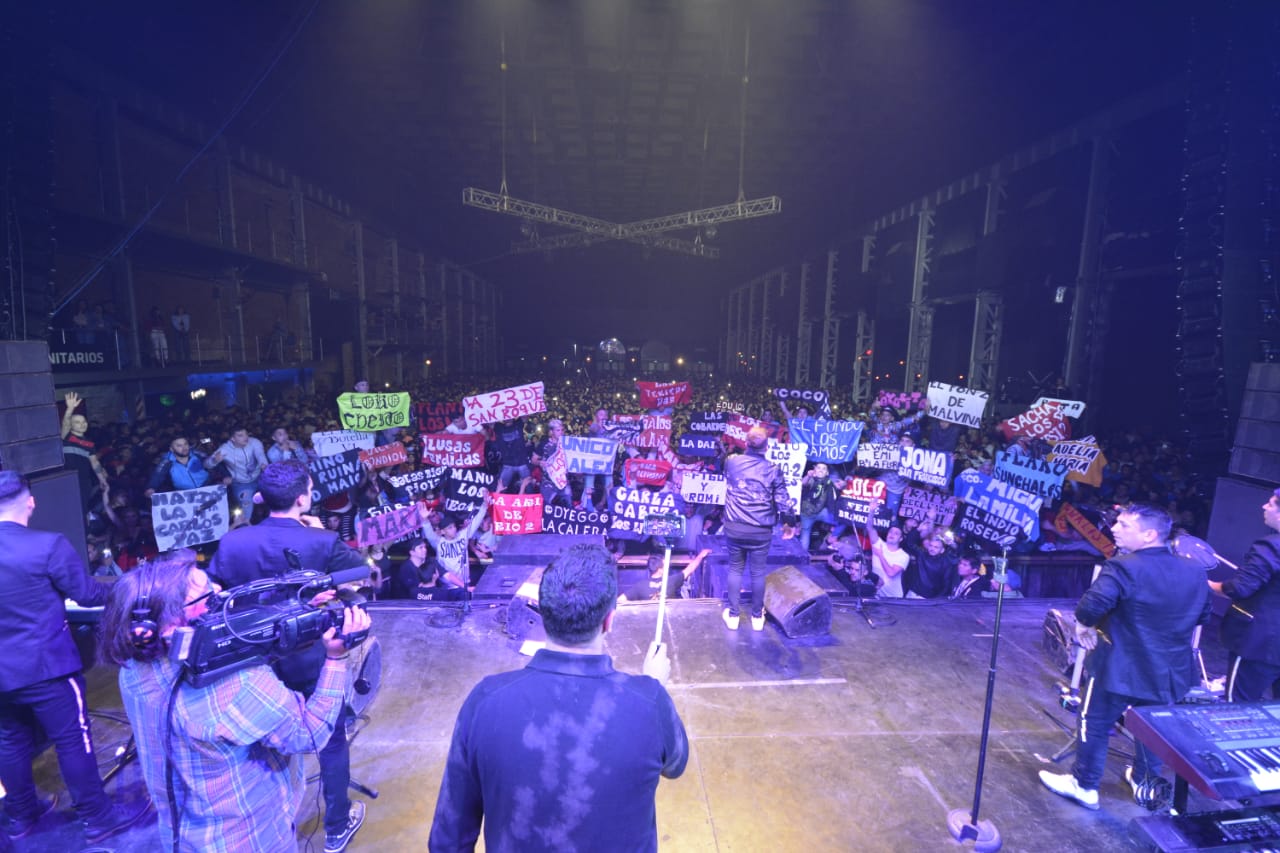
[
  {"xmin": 750, "ymin": 613, "xmax": 766, "ymax": 632},
  {"xmin": 1038, "ymin": 770, "xmax": 1099, "ymax": 810},
  {"xmin": 721, "ymin": 608, "xmax": 739, "ymax": 630}
]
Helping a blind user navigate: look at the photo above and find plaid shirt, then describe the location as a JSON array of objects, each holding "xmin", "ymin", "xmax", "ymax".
[{"xmin": 119, "ymin": 655, "xmax": 347, "ymax": 852}]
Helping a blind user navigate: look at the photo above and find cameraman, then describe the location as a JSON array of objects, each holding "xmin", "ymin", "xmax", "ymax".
[
  {"xmin": 101, "ymin": 552, "xmax": 371, "ymax": 852},
  {"xmin": 208, "ymin": 460, "xmax": 369, "ymax": 853}
]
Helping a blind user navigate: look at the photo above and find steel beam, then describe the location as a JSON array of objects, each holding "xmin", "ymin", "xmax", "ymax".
[
  {"xmin": 968, "ymin": 292, "xmax": 1004, "ymax": 393},
  {"xmin": 904, "ymin": 207, "xmax": 934, "ymax": 391},
  {"xmin": 819, "ymin": 250, "xmax": 840, "ymax": 389}
]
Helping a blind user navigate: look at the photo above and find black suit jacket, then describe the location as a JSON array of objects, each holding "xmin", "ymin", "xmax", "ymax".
[
  {"xmin": 0, "ymin": 522, "xmax": 107, "ymax": 692},
  {"xmin": 1076, "ymin": 545, "xmax": 1210, "ymax": 703},
  {"xmin": 1220, "ymin": 533, "xmax": 1280, "ymax": 665}
]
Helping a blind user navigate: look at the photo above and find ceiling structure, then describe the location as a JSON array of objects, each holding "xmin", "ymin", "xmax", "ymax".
[{"xmin": 50, "ymin": 0, "xmax": 1193, "ymax": 350}]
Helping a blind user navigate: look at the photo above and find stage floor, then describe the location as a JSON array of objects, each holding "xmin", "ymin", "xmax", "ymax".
[{"xmin": 18, "ymin": 594, "xmax": 1240, "ymax": 852}]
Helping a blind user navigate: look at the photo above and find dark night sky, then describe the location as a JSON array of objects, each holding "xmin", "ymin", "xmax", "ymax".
[{"xmin": 47, "ymin": 0, "xmax": 1194, "ymax": 353}]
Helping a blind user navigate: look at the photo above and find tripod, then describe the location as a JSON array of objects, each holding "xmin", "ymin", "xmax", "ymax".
[{"xmin": 839, "ymin": 551, "xmax": 894, "ymax": 628}]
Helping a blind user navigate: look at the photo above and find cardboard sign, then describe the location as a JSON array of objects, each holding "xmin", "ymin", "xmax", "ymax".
[
  {"xmin": 542, "ymin": 502, "xmax": 609, "ymax": 536},
  {"xmin": 786, "ymin": 418, "xmax": 863, "ymax": 464},
  {"xmin": 856, "ymin": 442, "xmax": 901, "ymax": 471},
  {"xmin": 491, "ymin": 493, "xmax": 543, "ymax": 535},
  {"xmin": 1055, "ymin": 502, "xmax": 1116, "ymax": 558},
  {"xmin": 441, "ymin": 468, "xmax": 495, "ymax": 516},
  {"xmin": 1032, "ymin": 397, "xmax": 1087, "ymax": 419},
  {"xmin": 1049, "ymin": 436, "xmax": 1107, "ymax": 487},
  {"xmin": 337, "ymin": 392, "xmax": 411, "ymax": 432},
  {"xmin": 608, "ymin": 485, "xmax": 678, "ymax": 541},
  {"xmin": 680, "ymin": 471, "xmax": 726, "ymax": 505},
  {"xmin": 311, "ymin": 429, "xmax": 375, "ymax": 457},
  {"xmin": 152, "ymin": 485, "xmax": 229, "ymax": 551},
  {"xmin": 624, "ymin": 458, "xmax": 672, "ymax": 488},
  {"xmin": 637, "ymin": 380, "xmax": 692, "ymax": 409},
  {"xmin": 953, "ymin": 469, "xmax": 1041, "ymax": 540},
  {"xmin": 675, "ymin": 434, "xmax": 721, "ymax": 457},
  {"xmin": 775, "ymin": 387, "xmax": 833, "ymax": 418},
  {"xmin": 998, "ymin": 402, "xmax": 1071, "ymax": 442},
  {"xmin": 926, "ymin": 382, "xmax": 988, "ymax": 428},
  {"xmin": 420, "ymin": 433, "xmax": 485, "ymax": 468},
  {"xmin": 563, "ymin": 435, "xmax": 618, "ymax": 474},
  {"xmin": 413, "ymin": 400, "xmax": 465, "ymax": 433},
  {"xmin": 897, "ymin": 445, "xmax": 953, "ymax": 488},
  {"xmin": 385, "ymin": 466, "xmax": 448, "ymax": 499},
  {"xmin": 359, "ymin": 442, "xmax": 408, "ymax": 471},
  {"xmin": 463, "ymin": 381, "xmax": 546, "ymax": 427},
  {"xmin": 765, "ymin": 439, "xmax": 807, "ymax": 509},
  {"xmin": 993, "ymin": 450, "xmax": 1069, "ymax": 500},
  {"xmin": 311, "ymin": 449, "xmax": 364, "ymax": 502},
  {"xmin": 687, "ymin": 411, "xmax": 728, "ymax": 434},
  {"xmin": 899, "ymin": 487, "xmax": 958, "ymax": 527},
  {"xmin": 357, "ymin": 502, "xmax": 424, "ymax": 547},
  {"xmin": 875, "ymin": 390, "xmax": 925, "ymax": 411},
  {"xmin": 956, "ymin": 502, "xmax": 1023, "ymax": 550}
]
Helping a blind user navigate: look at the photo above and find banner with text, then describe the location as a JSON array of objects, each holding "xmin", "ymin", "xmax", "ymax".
[
  {"xmin": 953, "ymin": 468, "xmax": 1041, "ymax": 540},
  {"xmin": 1054, "ymin": 502, "xmax": 1116, "ymax": 557},
  {"xmin": 675, "ymin": 434, "xmax": 721, "ymax": 457},
  {"xmin": 337, "ymin": 392, "xmax": 411, "ymax": 432},
  {"xmin": 766, "ymin": 439, "xmax": 807, "ymax": 509},
  {"xmin": 956, "ymin": 502, "xmax": 1023, "ymax": 550},
  {"xmin": 637, "ymin": 380, "xmax": 692, "ymax": 409},
  {"xmin": 775, "ymin": 387, "xmax": 833, "ymax": 418},
  {"xmin": 856, "ymin": 442, "xmax": 901, "ymax": 471},
  {"xmin": 357, "ymin": 502, "xmax": 424, "ymax": 547},
  {"xmin": 359, "ymin": 442, "xmax": 408, "ymax": 471},
  {"xmin": 898, "ymin": 445, "xmax": 953, "ymax": 488},
  {"xmin": 607, "ymin": 485, "xmax": 678, "ymax": 541},
  {"xmin": 876, "ymin": 390, "xmax": 926, "ymax": 411},
  {"xmin": 311, "ymin": 449, "xmax": 364, "ymax": 502},
  {"xmin": 413, "ymin": 400, "xmax": 465, "ymax": 433},
  {"xmin": 1048, "ymin": 436, "xmax": 1107, "ymax": 487},
  {"xmin": 998, "ymin": 401, "xmax": 1071, "ymax": 442},
  {"xmin": 543, "ymin": 446, "xmax": 568, "ymax": 490},
  {"xmin": 786, "ymin": 418, "xmax": 863, "ymax": 464},
  {"xmin": 311, "ymin": 429, "xmax": 375, "ymax": 457},
  {"xmin": 723, "ymin": 414, "xmax": 781, "ymax": 450},
  {"xmin": 491, "ymin": 493, "xmax": 544, "ymax": 535},
  {"xmin": 687, "ymin": 411, "xmax": 729, "ymax": 435},
  {"xmin": 899, "ymin": 487, "xmax": 959, "ymax": 527},
  {"xmin": 541, "ymin": 502, "xmax": 609, "ymax": 536},
  {"xmin": 464, "ymin": 381, "xmax": 546, "ymax": 427},
  {"xmin": 624, "ymin": 458, "xmax": 672, "ymax": 488},
  {"xmin": 993, "ymin": 451, "xmax": 1069, "ymax": 501},
  {"xmin": 562, "ymin": 435, "xmax": 618, "ymax": 475},
  {"xmin": 153, "ymin": 485, "xmax": 229, "ymax": 551},
  {"xmin": 420, "ymin": 433, "xmax": 485, "ymax": 468},
  {"xmin": 925, "ymin": 382, "xmax": 988, "ymax": 428},
  {"xmin": 441, "ymin": 468, "xmax": 495, "ymax": 517},
  {"xmin": 679, "ymin": 471, "xmax": 726, "ymax": 505},
  {"xmin": 386, "ymin": 466, "xmax": 448, "ymax": 499},
  {"xmin": 834, "ymin": 477, "xmax": 890, "ymax": 529},
  {"xmin": 715, "ymin": 399, "xmax": 745, "ymax": 414},
  {"xmin": 1032, "ymin": 397, "xmax": 1087, "ymax": 419}
]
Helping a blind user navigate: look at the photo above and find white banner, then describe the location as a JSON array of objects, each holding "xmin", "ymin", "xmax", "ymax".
[
  {"xmin": 311, "ymin": 429, "xmax": 375, "ymax": 457},
  {"xmin": 680, "ymin": 471, "xmax": 726, "ymax": 505},
  {"xmin": 463, "ymin": 381, "xmax": 546, "ymax": 427},
  {"xmin": 765, "ymin": 439, "xmax": 807, "ymax": 509},
  {"xmin": 926, "ymin": 382, "xmax": 988, "ymax": 428},
  {"xmin": 1032, "ymin": 396, "xmax": 1086, "ymax": 418},
  {"xmin": 152, "ymin": 485, "xmax": 229, "ymax": 551}
]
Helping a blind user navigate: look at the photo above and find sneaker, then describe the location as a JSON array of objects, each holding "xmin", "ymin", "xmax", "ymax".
[
  {"xmin": 324, "ymin": 801, "xmax": 366, "ymax": 853},
  {"xmin": 721, "ymin": 608, "xmax": 739, "ymax": 630},
  {"xmin": 751, "ymin": 613, "xmax": 766, "ymax": 632},
  {"xmin": 1038, "ymin": 770, "xmax": 1099, "ymax": 810},
  {"xmin": 5, "ymin": 793, "xmax": 57, "ymax": 839},
  {"xmin": 84, "ymin": 800, "xmax": 153, "ymax": 844},
  {"xmin": 1124, "ymin": 765, "xmax": 1171, "ymax": 811}
]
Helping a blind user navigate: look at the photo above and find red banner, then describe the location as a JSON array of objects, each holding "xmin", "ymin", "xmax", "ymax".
[
  {"xmin": 1054, "ymin": 502, "xmax": 1116, "ymax": 558},
  {"xmin": 637, "ymin": 380, "xmax": 692, "ymax": 409},
  {"xmin": 624, "ymin": 458, "xmax": 672, "ymax": 488},
  {"xmin": 613, "ymin": 414, "xmax": 672, "ymax": 449},
  {"xmin": 420, "ymin": 433, "xmax": 485, "ymax": 468},
  {"xmin": 998, "ymin": 402, "xmax": 1071, "ymax": 442},
  {"xmin": 491, "ymin": 493, "xmax": 543, "ymax": 534},
  {"xmin": 359, "ymin": 442, "xmax": 408, "ymax": 471},
  {"xmin": 722, "ymin": 414, "xmax": 781, "ymax": 450}
]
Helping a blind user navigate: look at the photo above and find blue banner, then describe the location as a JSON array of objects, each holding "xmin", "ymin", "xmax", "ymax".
[
  {"xmin": 676, "ymin": 434, "xmax": 721, "ymax": 457},
  {"xmin": 787, "ymin": 418, "xmax": 863, "ymax": 463},
  {"xmin": 953, "ymin": 468, "xmax": 1040, "ymax": 541},
  {"xmin": 993, "ymin": 451, "xmax": 1068, "ymax": 501},
  {"xmin": 562, "ymin": 435, "xmax": 618, "ymax": 475}
]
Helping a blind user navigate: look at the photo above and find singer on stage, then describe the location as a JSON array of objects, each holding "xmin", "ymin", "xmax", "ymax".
[
  {"xmin": 207, "ymin": 460, "xmax": 370, "ymax": 853},
  {"xmin": 1210, "ymin": 488, "xmax": 1280, "ymax": 702}
]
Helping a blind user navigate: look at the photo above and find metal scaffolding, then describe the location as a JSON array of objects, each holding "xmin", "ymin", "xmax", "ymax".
[
  {"xmin": 819, "ymin": 250, "xmax": 840, "ymax": 389},
  {"xmin": 903, "ymin": 206, "xmax": 934, "ymax": 391}
]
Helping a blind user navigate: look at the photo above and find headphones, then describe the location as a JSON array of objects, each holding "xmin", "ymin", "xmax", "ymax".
[{"xmin": 129, "ymin": 563, "xmax": 160, "ymax": 649}]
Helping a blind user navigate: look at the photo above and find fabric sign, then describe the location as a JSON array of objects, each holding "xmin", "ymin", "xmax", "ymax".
[
  {"xmin": 637, "ymin": 380, "xmax": 692, "ymax": 408},
  {"xmin": 956, "ymin": 502, "xmax": 1024, "ymax": 550},
  {"xmin": 998, "ymin": 402, "xmax": 1071, "ymax": 442},
  {"xmin": 1049, "ymin": 436, "xmax": 1108, "ymax": 487},
  {"xmin": 310, "ymin": 449, "xmax": 364, "ymax": 502},
  {"xmin": 441, "ymin": 468, "xmax": 495, "ymax": 516},
  {"xmin": 359, "ymin": 442, "xmax": 408, "ymax": 471},
  {"xmin": 562, "ymin": 435, "xmax": 618, "ymax": 474},
  {"xmin": 357, "ymin": 502, "xmax": 424, "ymax": 547},
  {"xmin": 413, "ymin": 400, "xmax": 465, "ymax": 433},
  {"xmin": 687, "ymin": 411, "xmax": 729, "ymax": 434},
  {"xmin": 899, "ymin": 487, "xmax": 959, "ymax": 527},
  {"xmin": 993, "ymin": 451, "xmax": 1069, "ymax": 501},
  {"xmin": 856, "ymin": 442, "xmax": 901, "ymax": 471},
  {"xmin": 311, "ymin": 429, "xmax": 375, "ymax": 457},
  {"xmin": 897, "ymin": 445, "xmax": 953, "ymax": 488},
  {"xmin": 1032, "ymin": 397, "xmax": 1087, "ymax": 418},
  {"xmin": 765, "ymin": 439, "xmax": 807, "ymax": 509},
  {"xmin": 491, "ymin": 493, "xmax": 544, "ymax": 535},
  {"xmin": 786, "ymin": 418, "xmax": 863, "ymax": 464},
  {"xmin": 680, "ymin": 471, "xmax": 726, "ymax": 505},
  {"xmin": 875, "ymin": 390, "xmax": 925, "ymax": 411},
  {"xmin": 775, "ymin": 387, "xmax": 832, "ymax": 418},
  {"xmin": 624, "ymin": 458, "xmax": 672, "ymax": 488},
  {"xmin": 420, "ymin": 433, "xmax": 485, "ymax": 468},
  {"xmin": 607, "ymin": 486, "xmax": 678, "ymax": 541},
  {"xmin": 385, "ymin": 466, "xmax": 448, "ymax": 499},
  {"xmin": 925, "ymin": 382, "xmax": 989, "ymax": 428},
  {"xmin": 541, "ymin": 503, "xmax": 609, "ymax": 536},
  {"xmin": 463, "ymin": 381, "xmax": 546, "ymax": 427},
  {"xmin": 1054, "ymin": 502, "xmax": 1116, "ymax": 558},
  {"xmin": 953, "ymin": 468, "xmax": 1041, "ymax": 540},
  {"xmin": 675, "ymin": 434, "xmax": 721, "ymax": 457},
  {"xmin": 337, "ymin": 392, "xmax": 411, "ymax": 432}
]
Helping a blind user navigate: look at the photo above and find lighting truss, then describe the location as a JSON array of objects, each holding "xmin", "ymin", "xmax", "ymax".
[{"xmin": 509, "ymin": 230, "xmax": 720, "ymax": 259}]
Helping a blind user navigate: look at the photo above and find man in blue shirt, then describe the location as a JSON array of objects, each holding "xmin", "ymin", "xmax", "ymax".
[{"xmin": 429, "ymin": 544, "xmax": 688, "ymax": 852}]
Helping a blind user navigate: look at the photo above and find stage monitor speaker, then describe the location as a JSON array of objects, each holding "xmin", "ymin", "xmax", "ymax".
[
  {"xmin": 1206, "ymin": 476, "xmax": 1272, "ymax": 574},
  {"xmin": 505, "ymin": 566, "xmax": 546, "ymax": 642},
  {"xmin": 29, "ymin": 468, "xmax": 88, "ymax": 568},
  {"xmin": 1230, "ymin": 362, "xmax": 1280, "ymax": 482},
  {"xmin": 764, "ymin": 564, "xmax": 832, "ymax": 638},
  {"xmin": 694, "ymin": 533, "xmax": 811, "ymax": 599},
  {"xmin": 0, "ymin": 340, "xmax": 62, "ymax": 475}
]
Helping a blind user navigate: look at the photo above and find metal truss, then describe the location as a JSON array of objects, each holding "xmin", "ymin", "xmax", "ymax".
[
  {"xmin": 819, "ymin": 250, "xmax": 840, "ymax": 389},
  {"xmin": 795, "ymin": 261, "xmax": 812, "ymax": 385},
  {"xmin": 509, "ymin": 229, "xmax": 719, "ymax": 259},
  {"xmin": 904, "ymin": 206, "xmax": 934, "ymax": 391},
  {"xmin": 968, "ymin": 291, "xmax": 1003, "ymax": 393},
  {"xmin": 852, "ymin": 310, "xmax": 875, "ymax": 406}
]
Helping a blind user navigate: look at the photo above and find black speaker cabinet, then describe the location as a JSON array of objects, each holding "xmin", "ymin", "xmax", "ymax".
[
  {"xmin": 763, "ymin": 564, "xmax": 832, "ymax": 638},
  {"xmin": 29, "ymin": 468, "xmax": 88, "ymax": 568},
  {"xmin": 0, "ymin": 340, "xmax": 62, "ymax": 475}
]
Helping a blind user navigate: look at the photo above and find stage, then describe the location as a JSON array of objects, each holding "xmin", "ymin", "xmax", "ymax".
[{"xmin": 16, "ymin": 583, "xmax": 1242, "ymax": 852}]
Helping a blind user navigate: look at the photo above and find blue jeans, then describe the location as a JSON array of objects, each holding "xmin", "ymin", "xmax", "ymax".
[
  {"xmin": 231, "ymin": 480, "xmax": 258, "ymax": 513},
  {"xmin": 0, "ymin": 674, "xmax": 113, "ymax": 824},
  {"xmin": 499, "ymin": 464, "xmax": 531, "ymax": 491},
  {"xmin": 319, "ymin": 705, "xmax": 352, "ymax": 835},
  {"xmin": 800, "ymin": 509, "xmax": 845, "ymax": 551},
  {"xmin": 726, "ymin": 535, "xmax": 771, "ymax": 618},
  {"xmin": 1073, "ymin": 678, "xmax": 1161, "ymax": 790},
  {"xmin": 540, "ymin": 480, "xmax": 573, "ymax": 509}
]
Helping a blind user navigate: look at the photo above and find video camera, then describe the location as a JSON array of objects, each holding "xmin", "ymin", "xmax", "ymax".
[{"xmin": 169, "ymin": 566, "xmax": 370, "ymax": 687}]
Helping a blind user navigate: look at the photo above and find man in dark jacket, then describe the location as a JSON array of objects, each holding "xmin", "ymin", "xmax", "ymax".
[
  {"xmin": 721, "ymin": 426, "xmax": 796, "ymax": 631},
  {"xmin": 0, "ymin": 472, "xmax": 147, "ymax": 843},
  {"xmin": 1211, "ymin": 488, "xmax": 1280, "ymax": 702},
  {"xmin": 144, "ymin": 435, "xmax": 212, "ymax": 497},
  {"xmin": 798, "ymin": 462, "xmax": 843, "ymax": 552},
  {"xmin": 1039, "ymin": 503, "xmax": 1209, "ymax": 810}
]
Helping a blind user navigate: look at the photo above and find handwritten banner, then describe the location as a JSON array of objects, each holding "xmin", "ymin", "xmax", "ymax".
[
  {"xmin": 562, "ymin": 435, "xmax": 618, "ymax": 474},
  {"xmin": 898, "ymin": 445, "xmax": 953, "ymax": 488},
  {"xmin": 413, "ymin": 400, "xmax": 465, "ymax": 433},
  {"xmin": 464, "ymin": 381, "xmax": 546, "ymax": 427},
  {"xmin": 491, "ymin": 493, "xmax": 543, "ymax": 535},
  {"xmin": 926, "ymin": 382, "xmax": 988, "ymax": 428},
  {"xmin": 680, "ymin": 471, "xmax": 726, "ymax": 505},
  {"xmin": 899, "ymin": 487, "xmax": 958, "ymax": 527},
  {"xmin": 956, "ymin": 502, "xmax": 1023, "ymax": 550},
  {"xmin": 624, "ymin": 458, "xmax": 672, "ymax": 488},
  {"xmin": 311, "ymin": 429, "xmax": 375, "ymax": 457},
  {"xmin": 856, "ymin": 442, "xmax": 901, "ymax": 471},
  {"xmin": 1032, "ymin": 396, "xmax": 1087, "ymax": 419},
  {"xmin": 420, "ymin": 433, "xmax": 485, "ymax": 468},
  {"xmin": 152, "ymin": 485, "xmax": 229, "ymax": 551},
  {"xmin": 543, "ymin": 445, "xmax": 568, "ymax": 490},
  {"xmin": 1049, "ymin": 436, "xmax": 1107, "ymax": 487},
  {"xmin": 675, "ymin": 434, "xmax": 721, "ymax": 457},
  {"xmin": 764, "ymin": 439, "xmax": 807, "ymax": 509},
  {"xmin": 359, "ymin": 442, "xmax": 408, "ymax": 471},
  {"xmin": 1055, "ymin": 502, "xmax": 1116, "ymax": 557},
  {"xmin": 998, "ymin": 401, "xmax": 1071, "ymax": 442},
  {"xmin": 337, "ymin": 392, "xmax": 411, "ymax": 432},
  {"xmin": 385, "ymin": 466, "xmax": 448, "ymax": 499},
  {"xmin": 723, "ymin": 414, "xmax": 781, "ymax": 450},
  {"xmin": 687, "ymin": 411, "xmax": 729, "ymax": 434},
  {"xmin": 310, "ymin": 449, "xmax": 364, "ymax": 502},
  {"xmin": 953, "ymin": 468, "xmax": 1041, "ymax": 540},
  {"xmin": 775, "ymin": 387, "xmax": 833, "ymax": 418},
  {"xmin": 876, "ymin": 389, "xmax": 926, "ymax": 411},
  {"xmin": 541, "ymin": 502, "xmax": 609, "ymax": 536},
  {"xmin": 715, "ymin": 399, "xmax": 745, "ymax": 414},
  {"xmin": 637, "ymin": 380, "xmax": 692, "ymax": 409},
  {"xmin": 357, "ymin": 502, "xmax": 424, "ymax": 547},
  {"xmin": 607, "ymin": 485, "xmax": 678, "ymax": 541},
  {"xmin": 441, "ymin": 468, "xmax": 495, "ymax": 516},
  {"xmin": 835, "ymin": 478, "xmax": 891, "ymax": 529},
  {"xmin": 993, "ymin": 450, "xmax": 1069, "ymax": 500},
  {"xmin": 787, "ymin": 418, "xmax": 863, "ymax": 464}
]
